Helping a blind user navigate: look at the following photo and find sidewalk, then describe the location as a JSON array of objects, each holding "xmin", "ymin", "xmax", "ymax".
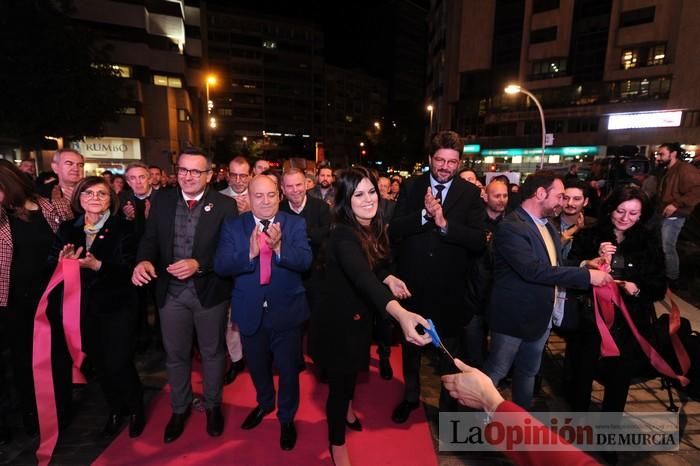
[{"xmin": 427, "ymin": 290, "xmax": 700, "ymax": 466}]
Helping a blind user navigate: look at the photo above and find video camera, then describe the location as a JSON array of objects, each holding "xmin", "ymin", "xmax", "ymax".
[{"xmin": 596, "ymin": 145, "xmax": 652, "ymax": 193}]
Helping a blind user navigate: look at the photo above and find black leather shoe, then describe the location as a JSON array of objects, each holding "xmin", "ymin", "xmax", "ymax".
[
  {"xmin": 379, "ymin": 357, "xmax": 393, "ymax": 380},
  {"xmin": 206, "ymin": 406, "xmax": 224, "ymax": 437},
  {"xmin": 163, "ymin": 407, "xmax": 191, "ymax": 443},
  {"xmin": 280, "ymin": 421, "xmax": 297, "ymax": 450},
  {"xmin": 391, "ymin": 400, "xmax": 420, "ymax": 424},
  {"xmin": 223, "ymin": 359, "xmax": 245, "ymax": 386},
  {"xmin": 241, "ymin": 405, "xmax": 273, "ymax": 430},
  {"xmin": 103, "ymin": 413, "xmax": 123, "ymax": 436},
  {"xmin": 129, "ymin": 404, "xmax": 146, "ymax": 438},
  {"xmin": 345, "ymin": 416, "xmax": 362, "ymax": 432}
]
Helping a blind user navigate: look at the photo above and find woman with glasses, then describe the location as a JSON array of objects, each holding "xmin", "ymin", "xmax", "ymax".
[{"xmin": 52, "ymin": 176, "xmax": 145, "ymax": 437}]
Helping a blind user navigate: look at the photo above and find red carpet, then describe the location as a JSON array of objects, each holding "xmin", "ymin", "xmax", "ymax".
[{"xmin": 93, "ymin": 346, "xmax": 438, "ymax": 465}]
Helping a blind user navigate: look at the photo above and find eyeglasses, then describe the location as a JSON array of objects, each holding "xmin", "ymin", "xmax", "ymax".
[
  {"xmin": 431, "ymin": 156, "xmax": 460, "ymax": 167},
  {"xmin": 176, "ymin": 166, "xmax": 211, "ymax": 178},
  {"xmin": 80, "ymin": 190, "xmax": 110, "ymax": 200},
  {"xmin": 229, "ymin": 173, "xmax": 249, "ymax": 180}
]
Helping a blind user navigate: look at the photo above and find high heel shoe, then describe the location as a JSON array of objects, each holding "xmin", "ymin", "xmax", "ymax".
[{"xmin": 345, "ymin": 416, "xmax": 362, "ymax": 432}]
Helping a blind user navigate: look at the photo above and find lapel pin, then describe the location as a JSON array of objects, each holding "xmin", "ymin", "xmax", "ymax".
[{"xmin": 204, "ymin": 203, "xmax": 213, "ymax": 212}]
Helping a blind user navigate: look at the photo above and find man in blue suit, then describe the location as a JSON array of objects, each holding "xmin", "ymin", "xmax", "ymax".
[
  {"xmin": 485, "ymin": 170, "xmax": 613, "ymax": 409},
  {"xmin": 214, "ymin": 175, "xmax": 312, "ymax": 451}
]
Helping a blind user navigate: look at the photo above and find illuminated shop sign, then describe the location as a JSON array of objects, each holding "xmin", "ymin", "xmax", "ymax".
[
  {"xmin": 608, "ymin": 111, "xmax": 682, "ymax": 130},
  {"xmin": 481, "ymin": 146, "xmax": 599, "ymax": 157},
  {"xmin": 463, "ymin": 144, "xmax": 481, "ymax": 153},
  {"xmin": 71, "ymin": 137, "xmax": 141, "ymax": 159}
]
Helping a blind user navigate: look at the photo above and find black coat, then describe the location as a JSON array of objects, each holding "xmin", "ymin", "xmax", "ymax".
[
  {"xmin": 389, "ymin": 174, "xmax": 487, "ymax": 335},
  {"xmin": 52, "ymin": 214, "xmax": 137, "ymax": 314},
  {"xmin": 569, "ymin": 223, "xmax": 667, "ymax": 338},
  {"xmin": 279, "ymin": 195, "xmax": 331, "ymax": 261},
  {"xmin": 308, "ymin": 224, "xmax": 394, "ymax": 373},
  {"xmin": 136, "ymin": 187, "xmax": 237, "ymax": 309}
]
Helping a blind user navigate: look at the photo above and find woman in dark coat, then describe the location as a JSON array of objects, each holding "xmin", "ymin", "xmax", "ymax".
[
  {"xmin": 53, "ymin": 176, "xmax": 145, "ymax": 437},
  {"xmin": 568, "ymin": 185, "xmax": 666, "ymax": 413},
  {"xmin": 0, "ymin": 160, "xmax": 71, "ymax": 436},
  {"xmin": 309, "ymin": 167, "xmax": 431, "ymax": 466}
]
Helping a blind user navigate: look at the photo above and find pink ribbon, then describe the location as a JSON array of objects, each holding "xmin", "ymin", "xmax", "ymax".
[
  {"xmin": 258, "ymin": 231, "xmax": 272, "ymax": 285},
  {"xmin": 32, "ymin": 259, "xmax": 85, "ymax": 466},
  {"xmin": 593, "ymin": 283, "xmax": 689, "ymax": 386}
]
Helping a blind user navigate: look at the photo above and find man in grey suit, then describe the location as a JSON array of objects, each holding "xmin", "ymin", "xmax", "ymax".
[{"xmin": 132, "ymin": 148, "xmax": 237, "ymax": 443}]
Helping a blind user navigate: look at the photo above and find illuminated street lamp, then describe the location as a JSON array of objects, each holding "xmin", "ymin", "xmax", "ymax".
[
  {"xmin": 505, "ymin": 84, "xmax": 546, "ymax": 170},
  {"xmin": 204, "ymin": 74, "xmax": 217, "ymax": 154},
  {"xmin": 426, "ymin": 104, "xmax": 434, "ymax": 132},
  {"xmin": 373, "ymin": 121, "xmax": 381, "ymax": 130}
]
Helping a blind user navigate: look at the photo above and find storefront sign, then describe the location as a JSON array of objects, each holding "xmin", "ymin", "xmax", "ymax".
[
  {"xmin": 71, "ymin": 137, "xmax": 141, "ymax": 160},
  {"xmin": 608, "ymin": 111, "xmax": 682, "ymax": 130},
  {"xmin": 481, "ymin": 146, "xmax": 599, "ymax": 157}
]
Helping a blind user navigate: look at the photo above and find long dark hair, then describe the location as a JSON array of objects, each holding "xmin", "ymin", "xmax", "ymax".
[
  {"xmin": 0, "ymin": 159, "xmax": 38, "ymax": 221},
  {"xmin": 332, "ymin": 167, "xmax": 389, "ymax": 268}
]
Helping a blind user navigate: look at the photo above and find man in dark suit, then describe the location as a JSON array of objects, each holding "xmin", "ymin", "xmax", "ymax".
[
  {"xmin": 484, "ymin": 170, "xmax": 613, "ymax": 409},
  {"xmin": 214, "ymin": 175, "xmax": 312, "ymax": 451},
  {"xmin": 132, "ymin": 148, "xmax": 237, "ymax": 443},
  {"xmin": 279, "ymin": 168, "xmax": 330, "ymax": 264},
  {"xmin": 122, "ymin": 162, "xmax": 158, "ymax": 350},
  {"xmin": 389, "ymin": 130, "xmax": 488, "ymax": 423}
]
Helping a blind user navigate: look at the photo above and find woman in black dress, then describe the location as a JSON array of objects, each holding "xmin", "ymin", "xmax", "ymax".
[
  {"xmin": 53, "ymin": 176, "xmax": 145, "ymax": 437},
  {"xmin": 309, "ymin": 167, "xmax": 431, "ymax": 466},
  {"xmin": 568, "ymin": 185, "xmax": 666, "ymax": 413},
  {"xmin": 0, "ymin": 160, "xmax": 72, "ymax": 436}
]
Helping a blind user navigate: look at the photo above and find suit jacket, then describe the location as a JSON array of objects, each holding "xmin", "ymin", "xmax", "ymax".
[
  {"xmin": 488, "ymin": 207, "xmax": 590, "ymax": 341},
  {"xmin": 53, "ymin": 214, "xmax": 137, "ymax": 314},
  {"xmin": 214, "ymin": 210, "xmax": 312, "ymax": 336},
  {"xmin": 389, "ymin": 174, "xmax": 487, "ymax": 334},
  {"xmin": 136, "ymin": 187, "xmax": 237, "ymax": 309},
  {"xmin": 308, "ymin": 224, "xmax": 394, "ymax": 372},
  {"xmin": 279, "ymin": 195, "xmax": 331, "ymax": 260}
]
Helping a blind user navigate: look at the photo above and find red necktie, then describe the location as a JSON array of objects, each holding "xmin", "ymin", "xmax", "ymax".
[
  {"xmin": 186, "ymin": 199, "xmax": 197, "ymax": 210},
  {"xmin": 258, "ymin": 220, "xmax": 272, "ymax": 285}
]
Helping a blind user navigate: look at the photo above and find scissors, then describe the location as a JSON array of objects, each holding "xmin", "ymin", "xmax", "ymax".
[{"xmin": 423, "ymin": 319, "xmax": 459, "ymax": 372}]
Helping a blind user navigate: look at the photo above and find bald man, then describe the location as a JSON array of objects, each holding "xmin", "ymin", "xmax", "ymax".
[{"xmin": 214, "ymin": 175, "xmax": 312, "ymax": 451}]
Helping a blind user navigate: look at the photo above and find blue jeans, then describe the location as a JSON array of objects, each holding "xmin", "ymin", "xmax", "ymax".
[
  {"xmin": 661, "ymin": 216, "xmax": 686, "ymax": 280},
  {"xmin": 484, "ymin": 329, "xmax": 550, "ymax": 409}
]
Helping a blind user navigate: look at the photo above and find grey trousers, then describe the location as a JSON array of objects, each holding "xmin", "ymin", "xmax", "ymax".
[{"xmin": 160, "ymin": 286, "xmax": 228, "ymax": 412}]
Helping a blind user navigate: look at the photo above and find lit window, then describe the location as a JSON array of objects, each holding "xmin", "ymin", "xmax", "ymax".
[
  {"xmin": 154, "ymin": 75, "xmax": 168, "ymax": 86},
  {"xmin": 113, "ymin": 65, "xmax": 132, "ymax": 78},
  {"xmin": 262, "ymin": 40, "xmax": 277, "ymax": 49},
  {"xmin": 648, "ymin": 44, "xmax": 666, "ymax": 65},
  {"xmin": 177, "ymin": 109, "xmax": 190, "ymax": 122},
  {"xmin": 120, "ymin": 107, "xmax": 137, "ymax": 115},
  {"xmin": 167, "ymin": 77, "xmax": 182, "ymax": 88},
  {"xmin": 621, "ymin": 49, "xmax": 638, "ymax": 69}
]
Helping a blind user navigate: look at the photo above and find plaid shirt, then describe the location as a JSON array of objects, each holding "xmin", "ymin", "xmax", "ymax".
[{"xmin": 0, "ymin": 197, "xmax": 66, "ymax": 307}]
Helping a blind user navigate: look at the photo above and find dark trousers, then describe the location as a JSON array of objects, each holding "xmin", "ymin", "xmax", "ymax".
[
  {"xmin": 401, "ymin": 335, "xmax": 462, "ymax": 411},
  {"xmin": 569, "ymin": 323, "xmax": 645, "ymax": 412},
  {"xmin": 464, "ymin": 314, "xmax": 487, "ymax": 369},
  {"xmin": 242, "ymin": 320, "xmax": 302, "ymax": 423},
  {"xmin": 136, "ymin": 283, "xmax": 159, "ymax": 345},
  {"xmin": 326, "ymin": 370, "xmax": 357, "ymax": 446},
  {"xmin": 374, "ymin": 313, "xmax": 393, "ymax": 359},
  {"xmin": 83, "ymin": 307, "xmax": 142, "ymax": 414},
  {"xmin": 5, "ymin": 299, "xmax": 73, "ymax": 419}
]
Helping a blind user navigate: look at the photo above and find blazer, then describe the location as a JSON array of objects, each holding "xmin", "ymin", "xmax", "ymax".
[
  {"xmin": 308, "ymin": 223, "xmax": 394, "ymax": 372},
  {"xmin": 487, "ymin": 207, "xmax": 590, "ymax": 341},
  {"xmin": 136, "ymin": 187, "xmax": 237, "ymax": 309},
  {"xmin": 279, "ymin": 195, "xmax": 331, "ymax": 260},
  {"xmin": 214, "ymin": 210, "xmax": 312, "ymax": 336},
  {"xmin": 53, "ymin": 214, "xmax": 137, "ymax": 314},
  {"xmin": 389, "ymin": 174, "xmax": 487, "ymax": 334}
]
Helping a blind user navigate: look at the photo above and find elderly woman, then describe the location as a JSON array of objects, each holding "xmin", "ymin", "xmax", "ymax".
[
  {"xmin": 568, "ymin": 185, "xmax": 666, "ymax": 413},
  {"xmin": 53, "ymin": 176, "xmax": 144, "ymax": 437},
  {"xmin": 0, "ymin": 160, "xmax": 71, "ymax": 436},
  {"xmin": 309, "ymin": 167, "xmax": 431, "ymax": 466}
]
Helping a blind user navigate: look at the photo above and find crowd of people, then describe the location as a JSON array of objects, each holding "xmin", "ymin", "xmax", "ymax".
[{"xmin": 1, "ymin": 132, "xmax": 699, "ymax": 466}]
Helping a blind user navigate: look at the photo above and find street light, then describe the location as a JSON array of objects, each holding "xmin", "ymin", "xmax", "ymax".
[
  {"xmin": 426, "ymin": 104, "xmax": 434, "ymax": 132},
  {"xmin": 505, "ymin": 84, "xmax": 546, "ymax": 170},
  {"xmin": 205, "ymin": 74, "xmax": 217, "ymax": 154}
]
